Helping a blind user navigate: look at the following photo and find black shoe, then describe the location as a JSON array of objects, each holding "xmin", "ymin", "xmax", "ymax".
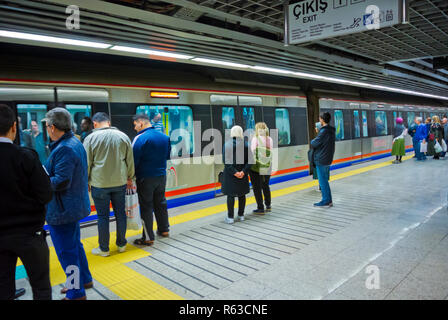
[
  {"xmin": 265, "ymin": 206, "xmax": 272, "ymax": 212},
  {"xmin": 252, "ymin": 209, "xmax": 265, "ymax": 214},
  {"xmin": 157, "ymin": 231, "xmax": 169, "ymax": 237},
  {"xmin": 14, "ymin": 288, "xmax": 26, "ymax": 299}
]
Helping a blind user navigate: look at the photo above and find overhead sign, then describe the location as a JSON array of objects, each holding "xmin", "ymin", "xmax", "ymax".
[{"xmin": 285, "ymin": 0, "xmax": 407, "ymax": 45}]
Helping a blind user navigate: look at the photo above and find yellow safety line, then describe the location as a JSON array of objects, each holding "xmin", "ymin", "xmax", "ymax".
[{"xmin": 16, "ymin": 155, "xmax": 411, "ymax": 300}]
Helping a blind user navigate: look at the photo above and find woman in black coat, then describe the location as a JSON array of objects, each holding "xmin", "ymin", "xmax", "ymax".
[{"xmin": 222, "ymin": 125, "xmax": 253, "ymax": 224}]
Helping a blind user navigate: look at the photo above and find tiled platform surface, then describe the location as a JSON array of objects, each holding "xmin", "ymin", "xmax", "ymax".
[{"xmin": 17, "ymin": 155, "xmax": 448, "ymax": 300}]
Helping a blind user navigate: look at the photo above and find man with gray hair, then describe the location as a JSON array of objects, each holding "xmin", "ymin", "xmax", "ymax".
[
  {"xmin": 414, "ymin": 116, "xmax": 428, "ymax": 161},
  {"xmin": 83, "ymin": 112, "xmax": 134, "ymax": 256},
  {"xmin": 43, "ymin": 107, "xmax": 93, "ymax": 300}
]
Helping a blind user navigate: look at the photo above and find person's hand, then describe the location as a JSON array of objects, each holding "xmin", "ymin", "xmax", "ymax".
[
  {"xmin": 127, "ymin": 179, "xmax": 134, "ymax": 189},
  {"xmin": 423, "ymin": 139, "xmax": 426, "ymax": 143}
]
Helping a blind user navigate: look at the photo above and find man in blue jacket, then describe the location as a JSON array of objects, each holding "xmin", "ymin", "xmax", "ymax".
[
  {"xmin": 44, "ymin": 108, "xmax": 93, "ymax": 300},
  {"xmin": 132, "ymin": 114, "xmax": 171, "ymax": 246},
  {"xmin": 414, "ymin": 117, "xmax": 428, "ymax": 161},
  {"xmin": 310, "ymin": 112, "xmax": 336, "ymax": 207}
]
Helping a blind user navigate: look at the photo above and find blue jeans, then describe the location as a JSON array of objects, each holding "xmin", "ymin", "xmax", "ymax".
[
  {"xmin": 412, "ymin": 137, "xmax": 418, "ymax": 157},
  {"xmin": 316, "ymin": 164, "xmax": 332, "ymax": 204},
  {"xmin": 91, "ymin": 185, "xmax": 127, "ymax": 252},
  {"xmin": 414, "ymin": 139, "xmax": 426, "ymax": 161},
  {"xmin": 48, "ymin": 222, "xmax": 92, "ymax": 299}
]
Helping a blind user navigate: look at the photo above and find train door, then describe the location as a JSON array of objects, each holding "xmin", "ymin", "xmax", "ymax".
[
  {"xmin": 360, "ymin": 105, "xmax": 370, "ymax": 160},
  {"xmin": 209, "ymin": 94, "xmax": 238, "ymax": 196}
]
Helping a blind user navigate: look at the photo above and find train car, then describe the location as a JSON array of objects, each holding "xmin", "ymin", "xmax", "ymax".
[{"xmin": 0, "ymin": 76, "xmax": 443, "ymax": 226}]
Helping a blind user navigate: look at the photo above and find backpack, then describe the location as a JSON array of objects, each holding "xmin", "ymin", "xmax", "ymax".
[{"xmin": 252, "ymin": 136, "xmax": 272, "ymax": 172}]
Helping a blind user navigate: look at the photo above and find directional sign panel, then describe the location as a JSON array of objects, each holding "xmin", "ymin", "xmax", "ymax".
[{"xmin": 286, "ymin": 0, "xmax": 406, "ymax": 44}]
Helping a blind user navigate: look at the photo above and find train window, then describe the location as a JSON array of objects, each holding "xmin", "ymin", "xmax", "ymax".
[
  {"xmin": 407, "ymin": 112, "xmax": 415, "ymax": 127},
  {"xmin": 210, "ymin": 95, "xmax": 238, "ymax": 105},
  {"xmin": 222, "ymin": 107, "xmax": 235, "ymax": 130},
  {"xmin": 393, "ymin": 111, "xmax": 403, "ymax": 121},
  {"xmin": 136, "ymin": 105, "xmax": 194, "ymax": 156},
  {"xmin": 275, "ymin": 108, "xmax": 291, "ymax": 145},
  {"xmin": 353, "ymin": 110, "xmax": 360, "ymax": 138},
  {"xmin": 238, "ymin": 96, "xmax": 262, "ymax": 106},
  {"xmin": 17, "ymin": 104, "xmax": 50, "ymax": 164},
  {"xmin": 375, "ymin": 111, "xmax": 388, "ymax": 136},
  {"xmin": 362, "ymin": 111, "xmax": 368, "ymax": 137},
  {"xmin": 334, "ymin": 110, "xmax": 344, "ymax": 141},
  {"xmin": 65, "ymin": 104, "xmax": 91, "ymax": 137},
  {"xmin": 242, "ymin": 107, "xmax": 255, "ymax": 135}
]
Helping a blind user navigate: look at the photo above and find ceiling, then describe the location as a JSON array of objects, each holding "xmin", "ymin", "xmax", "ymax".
[{"xmin": 0, "ymin": 0, "xmax": 447, "ymax": 99}]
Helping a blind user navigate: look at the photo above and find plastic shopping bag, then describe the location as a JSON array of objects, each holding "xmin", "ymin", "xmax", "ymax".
[
  {"xmin": 420, "ymin": 141, "xmax": 427, "ymax": 153},
  {"xmin": 442, "ymin": 139, "xmax": 447, "ymax": 152},
  {"xmin": 435, "ymin": 141, "xmax": 443, "ymax": 154},
  {"xmin": 125, "ymin": 186, "xmax": 142, "ymax": 230}
]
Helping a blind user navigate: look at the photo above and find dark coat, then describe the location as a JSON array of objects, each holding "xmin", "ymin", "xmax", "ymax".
[
  {"xmin": 44, "ymin": 132, "xmax": 91, "ymax": 225},
  {"xmin": 427, "ymin": 123, "xmax": 444, "ymax": 156},
  {"xmin": 393, "ymin": 124, "xmax": 405, "ymax": 139},
  {"xmin": 0, "ymin": 142, "xmax": 52, "ymax": 235},
  {"xmin": 310, "ymin": 125, "xmax": 336, "ymax": 166},
  {"xmin": 221, "ymin": 138, "xmax": 253, "ymax": 197}
]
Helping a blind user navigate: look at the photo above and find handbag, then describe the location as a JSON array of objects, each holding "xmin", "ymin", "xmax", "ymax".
[
  {"xmin": 420, "ymin": 141, "xmax": 428, "ymax": 153},
  {"xmin": 442, "ymin": 139, "xmax": 447, "ymax": 152},
  {"xmin": 435, "ymin": 140, "xmax": 443, "ymax": 154},
  {"xmin": 125, "ymin": 184, "xmax": 142, "ymax": 230}
]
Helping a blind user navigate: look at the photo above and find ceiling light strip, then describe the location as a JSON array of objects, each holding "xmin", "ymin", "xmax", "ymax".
[
  {"xmin": 111, "ymin": 45, "xmax": 193, "ymax": 60},
  {"xmin": 0, "ymin": 30, "xmax": 111, "ymax": 48}
]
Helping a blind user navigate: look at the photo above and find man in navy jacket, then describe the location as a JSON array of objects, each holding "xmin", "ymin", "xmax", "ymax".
[
  {"xmin": 132, "ymin": 114, "xmax": 171, "ymax": 246},
  {"xmin": 0, "ymin": 104, "xmax": 52, "ymax": 300},
  {"xmin": 44, "ymin": 108, "xmax": 93, "ymax": 300},
  {"xmin": 310, "ymin": 112, "xmax": 336, "ymax": 207}
]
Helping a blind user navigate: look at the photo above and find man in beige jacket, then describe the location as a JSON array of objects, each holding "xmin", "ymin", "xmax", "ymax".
[{"xmin": 83, "ymin": 112, "xmax": 135, "ymax": 256}]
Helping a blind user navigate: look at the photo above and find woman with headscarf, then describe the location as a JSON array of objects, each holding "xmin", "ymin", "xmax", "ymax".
[
  {"xmin": 427, "ymin": 115, "xmax": 444, "ymax": 160},
  {"xmin": 391, "ymin": 117, "xmax": 407, "ymax": 163},
  {"xmin": 221, "ymin": 125, "xmax": 253, "ymax": 224}
]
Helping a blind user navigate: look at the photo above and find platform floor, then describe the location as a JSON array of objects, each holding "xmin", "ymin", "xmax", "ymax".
[{"xmin": 17, "ymin": 154, "xmax": 448, "ymax": 300}]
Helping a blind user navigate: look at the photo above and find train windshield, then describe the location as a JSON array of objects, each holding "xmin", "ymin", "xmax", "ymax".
[{"xmin": 17, "ymin": 104, "xmax": 49, "ymax": 164}]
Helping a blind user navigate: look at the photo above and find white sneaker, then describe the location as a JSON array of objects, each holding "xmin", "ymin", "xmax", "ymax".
[
  {"xmin": 117, "ymin": 245, "xmax": 126, "ymax": 253},
  {"xmin": 225, "ymin": 217, "xmax": 234, "ymax": 224},
  {"xmin": 237, "ymin": 215, "xmax": 245, "ymax": 222},
  {"xmin": 91, "ymin": 247, "xmax": 110, "ymax": 257}
]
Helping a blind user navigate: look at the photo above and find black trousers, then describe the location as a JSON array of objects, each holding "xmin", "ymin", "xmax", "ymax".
[
  {"xmin": 136, "ymin": 176, "xmax": 170, "ymax": 241},
  {"xmin": 227, "ymin": 195, "xmax": 246, "ymax": 218},
  {"xmin": 249, "ymin": 170, "xmax": 271, "ymax": 210},
  {"xmin": 0, "ymin": 230, "xmax": 51, "ymax": 300}
]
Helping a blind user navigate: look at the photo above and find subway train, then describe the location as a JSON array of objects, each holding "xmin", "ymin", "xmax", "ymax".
[{"xmin": 0, "ymin": 54, "xmax": 446, "ymax": 225}]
